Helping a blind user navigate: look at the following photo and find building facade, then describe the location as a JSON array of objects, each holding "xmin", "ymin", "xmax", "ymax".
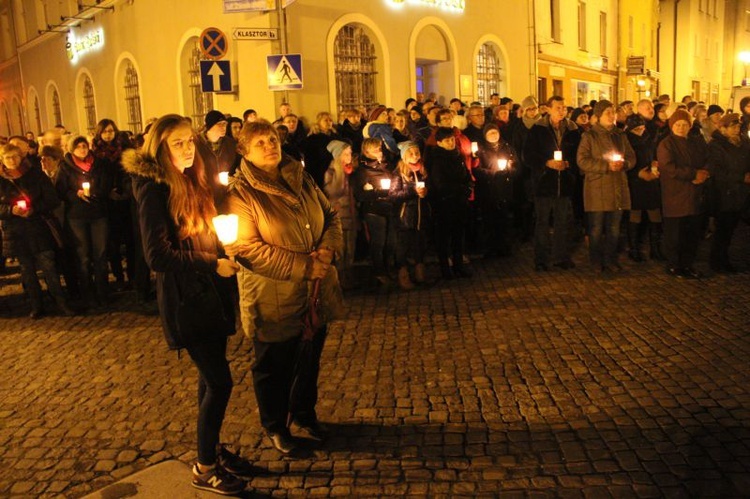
[{"xmin": 0, "ymin": 0, "xmax": 533, "ymax": 137}]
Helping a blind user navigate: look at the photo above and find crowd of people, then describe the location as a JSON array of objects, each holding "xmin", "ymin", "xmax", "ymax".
[{"xmin": 1, "ymin": 90, "xmax": 749, "ymax": 495}]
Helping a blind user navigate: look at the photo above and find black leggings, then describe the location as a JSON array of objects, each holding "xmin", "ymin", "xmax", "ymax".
[{"xmin": 185, "ymin": 336, "xmax": 233, "ymax": 465}]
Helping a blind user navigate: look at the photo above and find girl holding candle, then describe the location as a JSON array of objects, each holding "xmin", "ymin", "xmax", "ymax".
[
  {"xmin": 324, "ymin": 140, "xmax": 358, "ymax": 289},
  {"xmin": 56, "ymin": 136, "xmax": 113, "ymax": 307},
  {"xmin": 123, "ymin": 114, "xmax": 250, "ymax": 495}
]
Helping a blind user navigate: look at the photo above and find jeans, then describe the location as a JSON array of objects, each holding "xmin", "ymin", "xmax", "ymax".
[
  {"xmin": 184, "ymin": 336, "xmax": 233, "ymax": 465},
  {"xmin": 68, "ymin": 217, "xmax": 109, "ymax": 299},
  {"xmin": 533, "ymin": 196, "xmax": 572, "ymax": 265},
  {"xmin": 587, "ymin": 210, "xmax": 624, "ymax": 267},
  {"xmin": 17, "ymin": 250, "xmax": 67, "ymax": 311},
  {"xmin": 252, "ymin": 327, "xmax": 328, "ymax": 433},
  {"xmin": 663, "ymin": 215, "xmax": 704, "ymax": 269}
]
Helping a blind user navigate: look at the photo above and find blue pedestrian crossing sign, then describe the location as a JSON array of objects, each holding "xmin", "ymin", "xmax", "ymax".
[
  {"xmin": 266, "ymin": 54, "xmax": 303, "ymax": 91},
  {"xmin": 200, "ymin": 60, "xmax": 232, "ymax": 93}
]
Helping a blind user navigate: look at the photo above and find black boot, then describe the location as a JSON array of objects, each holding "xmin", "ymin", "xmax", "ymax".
[
  {"xmin": 627, "ymin": 222, "xmax": 644, "ymax": 262},
  {"xmin": 649, "ymin": 223, "xmax": 666, "ymax": 261}
]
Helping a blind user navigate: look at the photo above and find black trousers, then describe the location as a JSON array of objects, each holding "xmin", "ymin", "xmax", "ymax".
[
  {"xmin": 433, "ymin": 200, "xmax": 468, "ymax": 271},
  {"xmin": 185, "ymin": 336, "xmax": 233, "ymax": 465},
  {"xmin": 711, "ymin": 211, "xmax": 741, "ymax": 268},
  {"xmin": 252, "ymin": 327, "xmax": 328, "ymax": 433},
  {"xmin": 663, "ymin": 214, "xmax": 704, "ymax": 269}
]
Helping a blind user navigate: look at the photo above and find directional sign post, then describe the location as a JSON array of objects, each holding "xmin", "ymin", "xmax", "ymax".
[
  {"xmin": 266, "ymin": 54, "xmax": 303, "ymax": 91},
  {"xmin": 200, "ymin": 60, "xmax": 232, "ymax": 93}
]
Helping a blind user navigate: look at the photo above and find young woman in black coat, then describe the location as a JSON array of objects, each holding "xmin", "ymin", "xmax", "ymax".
[{"xmin": 123, "ymin": 114, "xmax": 250, "ymax": 495}]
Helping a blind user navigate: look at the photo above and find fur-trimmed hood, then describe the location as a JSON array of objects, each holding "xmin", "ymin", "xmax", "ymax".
[{"xmin": 121, "ymin": 148, "xmax": 167, "ymax": 183}]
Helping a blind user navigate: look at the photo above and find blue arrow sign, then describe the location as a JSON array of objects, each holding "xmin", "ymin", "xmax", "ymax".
[{"xmin": 200, "ymin": 60, "xmax": 232, "ymax": 93}]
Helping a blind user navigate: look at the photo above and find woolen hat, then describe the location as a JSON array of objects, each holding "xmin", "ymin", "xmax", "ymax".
[
  {"xmin": 397, "ymin": 141, "xmax": 419, "ymax": 160},
  {"xmin": 483, "ymin": 123, "xmax": 500, "ymax": 137},
  {"xmin": 570, "ymin": 108, "xmax": 586, "ymax": 123},
  {"xmin": 368, "ymin": 105, "xmax": 387, "ymax": 122},
  {"xmin": 521, "ymin": 96, "xmax": 538, "ymax": 109},
  {"xmin": 707, "ymin": 104, "xmax": 724, "ymax": 117},
  {"xmin": 625, "ymin": 114, "xmax": 646, "ymax": 131},
  {"xmin": 719, "ymin": 113, "xmax": 741, "ymax": 128},
  {"xmin": 593, "ymin": 100, "xmax": 614, "ymax": 118},
  {"xmin": 668, "ymin": 109, "xmax": 692, "ymax": 128},
  {"xmin": 435, "ymin": 127, "xmax": 454, "ymax": 142},
  {"xmin": 326, "ymin": 140, "xmax": 351, "ymax": 159},
  {"xmin": 204, "ymin": 110, "xmax": 227, "ymax": 131}
]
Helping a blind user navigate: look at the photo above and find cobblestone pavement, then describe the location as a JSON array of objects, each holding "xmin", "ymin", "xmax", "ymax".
[{"xmin": 1, "ymin": 227, "xmax": 750, "ymax": 498}]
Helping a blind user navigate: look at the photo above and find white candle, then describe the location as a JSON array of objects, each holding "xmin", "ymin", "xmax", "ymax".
[
  {"xmin": 380, "ymin": 178, "xmax": 391, "ymax": 190},
  {"xmin": 82, "ymin": 182, "xmax": 90, "ymax": 196},
  {"xmin": 497, "ymin": 159, "xmax": 508, "ymax": 171},
  {"xmin": 611, "ymin": 153, "xmax": 622, "ymax": 162},
  {"xmin": 553, "ymin": 150, "xmax": 563, "ymax": 161},
  {"xmin": 416, "ymin": 181, "xmax": 425, "ymax": 189},
  {"xmin": 471, "ymin": 142, "xmax": 478, "ymax": 154},
  {"xmin": 218, "ymin": 171, "xmax": 229, "ymax": 186},
  {"xmin": 213, "ymin": 214, "xmax": 239, "ymax": 245},
  {"xmin": 16, "ymin": 200, "xmax": 27, "ymax": 210}
]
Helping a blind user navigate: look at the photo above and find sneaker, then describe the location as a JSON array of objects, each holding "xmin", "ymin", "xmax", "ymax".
[
  {"xmin": 217, "ymin": 444, "xmax": 255, "ymax": 477},
  {"xmin": 192, "ymin": 464, "xmax": 246, "ymax": 496}
]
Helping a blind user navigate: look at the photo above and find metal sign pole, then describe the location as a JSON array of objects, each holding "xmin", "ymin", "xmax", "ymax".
[{"xmin": 277, "ymin": 0, "xmax": 289, "ymax": 105}]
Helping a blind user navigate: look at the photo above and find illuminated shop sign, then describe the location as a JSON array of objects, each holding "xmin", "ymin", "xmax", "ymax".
[
  {"xmin": 387, "ymin": 0, "xmax": 465, "ymax": 12},
  {"xmin": 66, "ymin": 28, "xmax": 105, "ymax": 64}
]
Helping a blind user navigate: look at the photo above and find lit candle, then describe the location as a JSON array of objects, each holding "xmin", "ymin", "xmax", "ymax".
[
  {"xmin": 213, "ymin": 214, "xmax": 239, "ymax": 245},
  {"xmin": 471, "ymin": 142, "xmax": 478, "ymax": 155},
  {"xmin": 553, "ymin": 151, "xmax": 563, "ymax": 161},
  {"xmin": 611, "ymin": 153, "xmax": 622, "ymax": 162},
  {"xmin": 497, "ymin": 159, "xmax": 508, "ymax": 171},
  {"xmin": 379, "ymin": 178, "xmax": 391, "ymax": 190},
  {"xmin": 416, "ymin": 181, "xmax": 425, "ymax": 189},
  {"xmin": 16, "ymin": 200, "xmax": 27, "ymax": 210},
  {"xmin": 218, "ymin": 171, "xmax": 229, "ymax": 186},
  {"xmin": 82, "ymin": 182, "xmax": 91, "ymax": 196}
]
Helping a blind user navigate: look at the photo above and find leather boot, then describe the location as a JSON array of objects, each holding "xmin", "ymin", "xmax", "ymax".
[
  {"xmin": 414, "ymin": 263, "xmax": 426, "ymax": 284},
  {"xmin": 649, "ymin": 223, "xmax": 666, "ymax": 261},
  {"xmin": 397, "ymin": 267, "xmax": 415, "ymax": 291},
  {"xmin": 627, "ymin": 222, "xmax": 644, "ymax": 262}
]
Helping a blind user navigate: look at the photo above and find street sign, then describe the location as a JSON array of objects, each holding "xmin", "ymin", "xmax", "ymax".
[
  {"xmin": 200, "ymin": 27, "xmax": 228, "ymax": 60},
  {"xmin": 266, "ymin": 54, "xmax": 303, "ymax": 91},
  {"xmin": 200, "ymin": 60, "xmax": 232, "ymax": 93},
  {"xmin": 232, "ymin": 28, "xmax": 279, "ymax": 40},
  {"xmin": 626, "ymin": 56, "xmax": 645, "ymax": 76},
  {"xmin": 223, "ymin": 0, "xmax": 296, "ymax": 13}
]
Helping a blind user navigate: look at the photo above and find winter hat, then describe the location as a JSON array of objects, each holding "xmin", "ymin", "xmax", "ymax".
[
  {"xmin": 625, "ymin": 114, "xmax": 646, "ymax": 131},
  {"xmin": 483, "ymin": 123, "xmax": 500, "ymax": 137},
  {"xmin": 593, "ymin": 100, "xmax": 614, "ymax": 118},
  {"xmin": 668, "ymin": 109, "xmax": 692, "ymax": 128},
  {"xmin": 707, "ymin": 104, "xmax": 724, "ymax": 117},
  {"xmin": 368, "ymin": 105, "xmax": 387, "ymax": 122},
  {"xmin": 435, "ymin": 126, "xmax": 454, "ymax": 142},
  {"xmin": 397, "ymin": 141, "xmax": 419, "ymax": 160},
  {"xmin": 521, "ymin": 96, "xmax": 538, "ymax": 109},
  {"xmin": 570, "ymin": 108, "xmax": 586, "ymax": 124},
  {"xmin": 719, "ymin": 113, "xmax": 741, "ymax": 128},
  {"xmin": 326, "ymin": 140, "xmax": 351, "ymax": 159},
  {"xmin": 204, "ymin": 110, "xmax": 227, "ymax": 131}
]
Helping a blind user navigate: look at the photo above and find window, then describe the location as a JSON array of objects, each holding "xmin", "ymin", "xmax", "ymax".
[
  {"xmin": 476, "ymin": 43, "xmax": 502, "ymax": 106},
  {"xmin": 123, "ymin": 61, "xmax": 143, "ymax": 133},
  {"xmin": 82, "ymin": 75, "xmax": 96, "ymax": 134},
  {"xmin": 599, "ymin": 11, "xmax": 607, "ymax": 56},
  {"xmin": 550, "ymin": 0, "xmax": 561, "ymax": 42},
  {"xmin": 33, "ymin": 94, "xmax": 41, "ymax": 134},
  {"xmin": 51, "ymin": 88, "xmax": 62, "ymax": 127},
  {"xmin": 188, "ymin": 40, "xmax": 213, "ymax": 125},
  {"xmin": 333, "ymin": 24, "xmax": 377, "ymax": 113},
  {"xmin": 578, "ymin": 1, "xmax": 587, "ymax": 50}
]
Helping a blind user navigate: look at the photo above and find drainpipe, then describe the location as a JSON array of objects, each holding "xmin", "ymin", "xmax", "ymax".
[
  {"xmin": 530, "ymin": 0, "xmax": 538, "ymax": 97},
  {"xmin": 673, "ymin": 0, "xmax": 680, "ymax": 99},
  {"xmin": 276, "ymin": 0, "xmax": 289, "ymax": 105}
]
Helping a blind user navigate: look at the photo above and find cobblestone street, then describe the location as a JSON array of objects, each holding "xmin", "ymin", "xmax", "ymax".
[{"xmin": 1, "ymin": 230, "xmax": 749, "ymax": 498}]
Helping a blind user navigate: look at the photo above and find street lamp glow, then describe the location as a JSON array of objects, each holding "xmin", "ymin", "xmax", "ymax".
[{"xmin": 739, "ymin": 51, "xmax": 750, "ymax": 64}]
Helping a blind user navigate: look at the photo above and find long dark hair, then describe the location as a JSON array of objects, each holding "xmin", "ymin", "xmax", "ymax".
[
  {"xmin": 141, "ymin": 114, "xmax": 216, "ymax": 239},
  {"xmin": 92, "ymin": 119, "xmax": 123, "ymax": 161}
]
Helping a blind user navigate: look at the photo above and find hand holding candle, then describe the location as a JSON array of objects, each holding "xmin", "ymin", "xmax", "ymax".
[
  {"xmin": 608, "ymin": 152, "xmax": 624, "ymax": 172},
  {"xmin": 218, "ymin": 172, "xmax": 229, "ymax": 186},
  {"xmin": 16, "ymin": 200, "xmax": 27, "ymax": 210},
  {"xmin": 497, "ymin": 159, "xmax": 509, "ymax": 171},
  {"xmin": 379, "ymin": 178, "xmax": 391, "ymax": 190},
  {"xmin": 213, "ymin": 214, "xmax": 239, "ymax": 245},
  {"xmin": 82, "ymin": 182, "xmax": 91, "ymax": 197},
  {"xmin": 553, "ymin": 151, "xmax": 563, "ymax": 161},
  {"xmin": 471, "ymin": 142, "xmax": 478, "ymax": 156}
]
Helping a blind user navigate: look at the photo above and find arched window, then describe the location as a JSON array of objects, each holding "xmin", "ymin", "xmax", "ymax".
[
  {"xmin": 1, "ymin": 102, "xmax": 10, "ymax": 136},
  {"xmin": 123, "ymin": 61, "xmax": 143, "ymax": 133},
  {"xmin": 186, "ymin": 39, "xmax": 213, "ymax": 124},
  {"xmin": 334, "ymin": 24, "xmax": 377, "ymax": 113},
  {"xmin": 51, "ymin": 88, "xmax": 62, "ymax": 127},
  {"xmin": 476, "ymin": 43, "xmax": 503, "ymax": 106},
  {"xmin": 32, "ymin": 94, "xmax": 42, "ymax": 134},
  {"xmin": 82, "ymin": 75, "xmax": 97, "ymax": 134}
]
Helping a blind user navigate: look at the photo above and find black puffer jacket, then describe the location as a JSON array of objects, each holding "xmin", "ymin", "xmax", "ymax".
[
  {"xmin": 0, "ymin": 162, "xmax": 60, "ymax": 256},
  {"xmin": 707, "ymin": 131, "xmax": 750, "ymax": 213},
  {"xmin": 388, "ymin": 167, "xmax": 430, "ymax": 230},
  {"xmin": 425, "ymin": 146, "xmax": 473, "ymax": 206},
  {"xmin": 475, "ymin": 140, "xmax": 518, "ymax": 204},
  {"xmin": 351, "ymin": 157, "xmax": 394, "ymax": 217},
  {"xmin": 55, "ymin": 153, "xmax": 112, "ymax": 220},
  {"xmin": 524, "ymin": 116, "xmax": 579, "ymax": 198}
]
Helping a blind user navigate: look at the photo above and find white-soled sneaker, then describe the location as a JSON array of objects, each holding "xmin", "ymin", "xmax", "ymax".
[{"xmin": 191, "ymin": 463, "xmax": 246, "ymax": 496}]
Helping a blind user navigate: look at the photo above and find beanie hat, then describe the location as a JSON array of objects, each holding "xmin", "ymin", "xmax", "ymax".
[
  {"xmin": 326, "ymin": 140, "xmax": 351, "ymax": 159},
  {"xmin": 719, "ymin": 113, "xmax": 740, "ymax": 128},
  {"xmin": 483, "ymin": 123, "xmax": 500, "ymax": 138},
  {"xmin": 570, "ymin": 108, "xmax": 586, "ymax": 124},
  {"xmin": 368, "ymin": 105, "xmax": 387, "ymax": 122},
  {"xmin": 707, "ymin": 104, "xmax": 724, "ymax": 117},
  {"xmin": 397, "ymin": 141, "xmax": 418, "ymax": 160},
  {"xmin": 521, "ymin": 96, "xmax": 538, "ymax": 109},
  {"xmin": 625, "ymin": 114, "xmax": 646, "ymax": 131},
  {"xmin": 205, "ymin": 110, "xmax": 227, "ymax": 131},
  {"xmin": 593, "ymin": 100, "xmax": 614, "ymax": 118},
  {"xmin": 668, "ymin": 109, "xmax": 692, "ymax": 128},
  {"xmin": 435, "ymin": 127, "xmax": 454, "ymax": 142}
]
